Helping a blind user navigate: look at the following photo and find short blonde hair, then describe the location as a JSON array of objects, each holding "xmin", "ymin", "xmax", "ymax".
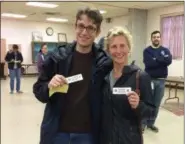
[{"xmin": 104, "ymin": 26, "xmax": 133, "ymax": 52}]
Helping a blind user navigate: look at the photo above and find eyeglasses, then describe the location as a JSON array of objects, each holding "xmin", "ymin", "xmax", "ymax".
[{"xmin": 76, "ymin": 23, "xmax": 97, "ymax": 34}]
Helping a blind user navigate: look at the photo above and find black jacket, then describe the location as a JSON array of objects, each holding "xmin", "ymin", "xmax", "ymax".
[
  {"xmin": 33, "ymin": 42, "xmax": 112, "ymax": 144},
  {"xmin": 98, "ymin": 37, "xmax": 105, "ymax": 50},
  {"xmin": 100, "ymin": 64, "xmax": 156, "ymax": 144},
  {"xmin": 5, "ymin": 51, "xmax": 23, "ymax": 69}
]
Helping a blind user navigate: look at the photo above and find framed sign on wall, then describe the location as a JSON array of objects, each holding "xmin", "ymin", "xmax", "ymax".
[{"xmin": 58, "ymin": 33, "xmax": 67, "ymax": 42}]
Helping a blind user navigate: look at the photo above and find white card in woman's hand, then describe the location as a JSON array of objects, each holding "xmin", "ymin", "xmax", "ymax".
[{"xmin": 113, "ymin": 87, "xmax": 131, "ymax": 95}]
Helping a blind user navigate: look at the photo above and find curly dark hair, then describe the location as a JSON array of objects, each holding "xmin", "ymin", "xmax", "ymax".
[
  {"xmin": 12, "ymin": 44, "xmax": 19, "ymax": 50},
  {"xmin": 76, "ymin": 7, "xmax": 103, "ymax": 32},
  {"xmin": 151, "ymin": 30, "xmax": 161, "ymax": 38}
]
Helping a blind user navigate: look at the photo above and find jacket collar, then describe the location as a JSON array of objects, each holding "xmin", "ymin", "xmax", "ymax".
[
  {"xmin": 64, "ymin": 41, "xmax": 109, "ymax": 65},
  {"xmin": 64, "ymin": 41, "xmax": 101, "ymax": 58}
]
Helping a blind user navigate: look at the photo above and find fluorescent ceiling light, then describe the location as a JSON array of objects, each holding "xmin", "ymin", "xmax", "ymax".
[
  {"xmin": 46, "ymin": 18, "xmax": 68, "ymax": 22},
  {"xmin": 26, "ymin": 2, "xmax": 58, "ymax": 8},
  {"xmin": 100, "ymin": 10, "xmax": 107, "ymax": 14},
  {"xmin": 1, "ymin": 13, "xmax": 27, "ymax": 18}
]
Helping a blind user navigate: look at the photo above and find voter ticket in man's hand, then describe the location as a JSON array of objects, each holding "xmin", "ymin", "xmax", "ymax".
[{"xmin": 49, "ymin": 74, "xmax": 83, "ymax": 97}]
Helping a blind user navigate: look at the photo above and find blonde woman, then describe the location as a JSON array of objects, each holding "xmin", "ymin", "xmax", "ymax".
[{"xmin": 100, "ymin": 27, "xmax": 156, "ymax": 144}]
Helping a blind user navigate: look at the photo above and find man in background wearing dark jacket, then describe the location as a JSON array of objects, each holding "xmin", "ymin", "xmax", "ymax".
[
  {"xmin": 5, "ymin": 44, "xmax": 23, "ymax": 94},
  {"xmin": 97, "ymin": 37, "xmax": 104, "ymax": 49},
  {"xmin": 143, "ymin": 30, "xmax": 172, "ymax": 132},
  {"xmin": 33, "ymin": 7, "xmax": 111, "ymax": 144}
]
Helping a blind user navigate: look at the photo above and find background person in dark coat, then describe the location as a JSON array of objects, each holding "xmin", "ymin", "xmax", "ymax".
[
  {"xmin": 100, "ymin": 27, "xmax": 156, "ymax": 144},
  {"xmin": 97, "ymin": 37, "xmax": 105, "ymax": 49},
  {"xmin": 37, "ymin": 43, "xmax": 48, "ymax": 73},
  {"xmin": 5, "ymin": 44, "xmax": 23, "ymax": 94}
]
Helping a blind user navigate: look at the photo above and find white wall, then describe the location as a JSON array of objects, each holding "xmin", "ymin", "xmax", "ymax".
[
  {"xmin": 2, "ymin": 6, "xmax": 183, "ymax": 77},
  {"xmin": 1, "ymin": 19, "xmax": 75, "ymax": 64},
  {"xmin": 1, "ymin": 16, "xmax": 129, "ymax": 65},
  {"xmin": 147, "ymin": 4, "xmax": 184, "ymax": 77},
  {"xmin": 96, "ymin": 15, "xmax": 129, "ymax": 42}
]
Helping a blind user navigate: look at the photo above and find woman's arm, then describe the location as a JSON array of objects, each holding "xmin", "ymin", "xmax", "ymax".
[
  {"xmin": 37, "ymin": 53, "xmax": 44, "ymax": 72},
  {"xmin": 5, "ymin": 52, "xmax": 11, "ymax": 62},
  {"xmin": 136, "ymin": 71, "xmax": 156, "ymax": 118},
  {"xmin": 19, "ymin": 52, "xmax": 23, "ymax": 63}
]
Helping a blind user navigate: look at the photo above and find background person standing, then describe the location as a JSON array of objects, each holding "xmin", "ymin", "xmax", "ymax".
[
  {"xmin": 5, "ymin": 44, "xmax": 23, "ymax": 94},
  {"xmin": 143, "ymin": 30, "xmax": 172, "ymax": 132},
  {"xmin": 36, "ymin": 43, "xmax": 48, "ymax": 73}
]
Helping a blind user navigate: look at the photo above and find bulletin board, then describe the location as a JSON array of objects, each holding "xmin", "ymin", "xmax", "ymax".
[
  {"xmin": 1, "ymin": 39, "xmax": 8, "ymax": 76},
  {"xmin": 32, "ymin": 41, "xmax": 67, "ymax": 63},
  {"xmin": 1, "ymin": 39, "xmax": 6, "ymax": 62}
]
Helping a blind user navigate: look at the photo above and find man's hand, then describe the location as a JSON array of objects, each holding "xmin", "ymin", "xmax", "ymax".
[
  {"xmin": 9, "ymin": 59, "xmax": 14, "ymax": 63},
  {"xmin": 48, "ymin": 74, "xmax": 68, "ymax": 89},
  {"xmin": 127, "ymin": 91, "xmax": 140, "ymax": 109},
  {"xmin": 15, "ymin": 60, "xmax": 21, "ymax": 63}
]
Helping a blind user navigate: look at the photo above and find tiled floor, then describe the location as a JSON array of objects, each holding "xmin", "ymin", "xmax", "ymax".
[{"xmin": 1, "ymin": 77, "xmax": 184, "ymax": 144}]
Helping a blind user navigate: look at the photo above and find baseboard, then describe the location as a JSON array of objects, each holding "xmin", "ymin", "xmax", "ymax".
[
  {"xmin": 0, "ymin": 76, "xmax": 6, "ymax": 80},
  {"xmin": 165, "ymin": 84, "xmax": 184, "ymax": 90}
]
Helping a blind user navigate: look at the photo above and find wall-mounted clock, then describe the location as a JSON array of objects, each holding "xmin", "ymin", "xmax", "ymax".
[{"xmin": 46, "ymin": 27, "xmax": 54, "ymax": 36}]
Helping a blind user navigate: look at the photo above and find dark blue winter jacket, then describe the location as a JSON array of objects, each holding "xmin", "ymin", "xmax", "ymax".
[{"xmin": 33, "ymin": 42, "xmax": 112, "ymax": 144}]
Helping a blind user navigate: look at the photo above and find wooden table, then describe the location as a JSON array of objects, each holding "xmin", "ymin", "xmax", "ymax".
[
  {"xmin": 21, "ymin": 64, "xmax": 38, "ymax": 75},
  {"xmin": 165, "ymin": 76, "xmax": 184, "ymax": 103}
]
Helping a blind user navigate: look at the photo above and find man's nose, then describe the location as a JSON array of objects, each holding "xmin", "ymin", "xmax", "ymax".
[{"xmin": 81, "ymin": 28, "xmax": 88, "ymax": 35}]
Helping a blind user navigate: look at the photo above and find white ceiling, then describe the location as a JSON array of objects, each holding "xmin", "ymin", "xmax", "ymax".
[{"xmin": 1, "ymin": 1, "xmax": 183, "ymax": 23}]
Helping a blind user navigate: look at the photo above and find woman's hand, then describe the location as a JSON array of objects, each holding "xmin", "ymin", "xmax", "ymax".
[{"xmin": 127, "ymin": 91, "xmax": 140, "ymax": 109}]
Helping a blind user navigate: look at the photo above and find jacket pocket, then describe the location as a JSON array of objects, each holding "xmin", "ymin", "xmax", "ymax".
[
  {"xmin": 118, "ymin": 128, "xmax": 142, "ymax": 144},
  {"xmin": 114, "ymin": 119, "xmax": 142, "ymax": 144},
  {"xmin": 40, "ymin": 102, "xmax": 59, "ymax": 144}
]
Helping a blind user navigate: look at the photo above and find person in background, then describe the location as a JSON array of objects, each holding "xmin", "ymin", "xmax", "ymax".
[
  {"xmin": 143, "ymin": 30, "xmax": 172, "ymax": 132},
  {"xmin": 97, "ymin": 37, "xmax": 105, "ymax": 49},
  {"xmin": 5, "ymin": 44, "xmax": 23, "ymax": 94},
  {"xmin": 37, "ymin": 43, "xmax": 48, "ymax": 73},
  {"xmin": 100, "ymin": 26, "xmax": 155, "ymax": 144}
]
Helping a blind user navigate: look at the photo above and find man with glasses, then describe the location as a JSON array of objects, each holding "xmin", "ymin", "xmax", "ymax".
[{"xmin": 33, "ymin": 7, "xmax": 111, "ymax": 144}]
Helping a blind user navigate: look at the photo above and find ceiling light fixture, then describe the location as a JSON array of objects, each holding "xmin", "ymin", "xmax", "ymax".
[
  {"xmin": 99, "ymin": 10, "xmax": 107, "ymax": 14},
  {"xmin": 26, "ymin": 2, "xmax": 58, "ymax": 8},
  {"xmin": 46, "ymin": 18, "xmax": 68, "ymax": 22},
  {"xmin": 1, "ymin": 13, "xmax": 27, "ymax": 18}
]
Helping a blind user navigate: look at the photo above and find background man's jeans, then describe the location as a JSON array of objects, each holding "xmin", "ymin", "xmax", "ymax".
[
  {"xmin": 9, "ymin": 68, "xmax": 21, "ymax": 92},
  {"xmin": 53, "ymin": 133, "xmax": 93, "ymax": 144},
  {"xmin": 142, "ymin": 78, "xmax": 165, "ymax": 127}
]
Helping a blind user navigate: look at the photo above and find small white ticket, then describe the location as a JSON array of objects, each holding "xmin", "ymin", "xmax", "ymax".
[
  {"xmin": 66, "ymin": 74, "xmax": 83, "ymax": 84},
  {"xmin": 151, "ymin": 82, "xmax": 154, "ymax": 90},
  {"xmin": 113, "ymin": 87, "xmax": 131, "ymax": 95}
]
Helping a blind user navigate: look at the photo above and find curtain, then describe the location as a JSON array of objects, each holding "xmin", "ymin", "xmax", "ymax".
[{"xmin": 161, "ymin": 15, "xmax": 184, "ymax": 59}]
